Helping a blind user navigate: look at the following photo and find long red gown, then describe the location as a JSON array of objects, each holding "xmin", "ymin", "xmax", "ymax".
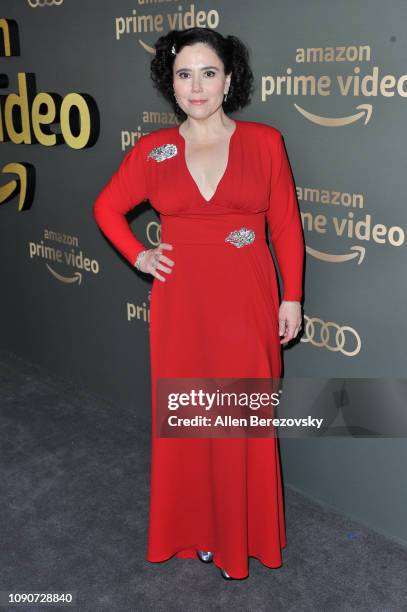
[{"xmin": 93, "ymin": 119, "xmax": 304, "ymax": 579}]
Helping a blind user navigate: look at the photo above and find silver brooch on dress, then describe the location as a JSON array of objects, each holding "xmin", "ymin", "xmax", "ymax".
[
  {"xmin": 147, "ymin": 144, "xmax": 178, "ymax": 162},
  {"xmin": 225, "ymin": 227, "xmax": 256, "ymax": 248}
]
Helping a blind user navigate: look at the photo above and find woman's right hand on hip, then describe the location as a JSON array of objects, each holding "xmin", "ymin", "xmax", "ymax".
[{"xmin": 138, "ymin": 243, "xmax": 174, "ymax": 282}]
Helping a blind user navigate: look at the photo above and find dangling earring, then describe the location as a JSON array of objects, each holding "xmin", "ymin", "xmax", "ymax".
[{"xmin": 223, "ymin": 91, "xmax": 228, "ymax": 102}]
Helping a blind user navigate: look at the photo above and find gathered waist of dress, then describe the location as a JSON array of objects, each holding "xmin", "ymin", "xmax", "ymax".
[{"xmin": 160, "ymin": 212, "xmax": 267, "ymax": 246}]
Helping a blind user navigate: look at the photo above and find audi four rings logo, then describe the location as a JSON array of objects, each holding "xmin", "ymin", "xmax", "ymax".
[
  {"xmin": 301, "ymin": 315, "xmax": 361, "ymax": 356},
  {"xmin": 146, "ymin": 221, "xmax": 161, "ymax": 247},
  {"xmin": 27, "ymin": 0, "xmax": 64, "ymax": 7}
]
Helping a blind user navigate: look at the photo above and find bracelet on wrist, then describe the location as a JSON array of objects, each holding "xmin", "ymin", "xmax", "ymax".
[{"xmin": 134, "ymin": 250, "xmax": 147, "ymax": 271}]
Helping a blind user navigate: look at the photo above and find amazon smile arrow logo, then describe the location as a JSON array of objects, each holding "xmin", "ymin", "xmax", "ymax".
[
  {"xmin": 46, "ymin": 265, "xmax": 83, "ymax": 284},
  {"xmin": 306, "ymin": 245, "xmax": 366, "ymax": 264},
  {"xmin": 294, "ymin": 103, "xmax": 373, "ymax": 126},
  {"xmin": 0, "ymin": 162, "xmax": 35, "ymax": 210}
]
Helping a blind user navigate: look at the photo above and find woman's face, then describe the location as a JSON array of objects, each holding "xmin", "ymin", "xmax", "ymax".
[{"xmin": 172, "ymin": 42, "xmax": 231, "ymax": 120}]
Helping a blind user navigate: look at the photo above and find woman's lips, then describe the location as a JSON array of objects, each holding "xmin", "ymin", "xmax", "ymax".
[{"xmin": 189, "ymin": 100, "xmax": 207, "ymax": 104}]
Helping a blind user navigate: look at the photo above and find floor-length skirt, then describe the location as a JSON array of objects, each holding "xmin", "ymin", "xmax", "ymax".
[{"xmin": 146, "ymin": 212, "xmax": 286, "ymax": 579}]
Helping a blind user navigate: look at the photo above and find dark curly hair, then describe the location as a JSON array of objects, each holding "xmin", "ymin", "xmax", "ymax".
[{"xmin": 150, "ymin": 27, "xmax": 254, "ymax": 121}]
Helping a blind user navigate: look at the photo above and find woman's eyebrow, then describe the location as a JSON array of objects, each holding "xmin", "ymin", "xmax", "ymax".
[{"xmin": 175, "ymin": 66, "xmax": 220, "ymax": 74}]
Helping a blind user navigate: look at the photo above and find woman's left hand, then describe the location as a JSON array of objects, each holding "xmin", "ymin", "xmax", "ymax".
[{"xmin": 278, "ymin": 300, "xmax": 303, "ymax": 345}]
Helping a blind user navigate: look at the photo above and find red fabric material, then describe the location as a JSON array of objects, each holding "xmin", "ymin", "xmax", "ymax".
[{"xmin": 93, "ymin": 120, "xmax": 305, "ymax": 578}]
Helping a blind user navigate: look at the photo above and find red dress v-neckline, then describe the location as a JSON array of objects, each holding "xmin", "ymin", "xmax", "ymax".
[{"xmin": 177, "ymin": 120, "xmax": 239, "ymax": 204}]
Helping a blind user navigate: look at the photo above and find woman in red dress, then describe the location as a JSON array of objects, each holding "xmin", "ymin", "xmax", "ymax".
[{"xmin": 93, "ymin": 27, "xmax": 304, "ymax": 580}]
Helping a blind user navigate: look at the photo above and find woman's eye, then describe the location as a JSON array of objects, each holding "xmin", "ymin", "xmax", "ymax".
[{"xmin": 178, "ymin": 71, "xmax": 216, "ymax": 78}]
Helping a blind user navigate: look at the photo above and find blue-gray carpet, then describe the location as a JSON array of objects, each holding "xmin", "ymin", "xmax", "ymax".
[{"xmin": 1, "ymin": 349, "xmax": 406, "ymax": 611}]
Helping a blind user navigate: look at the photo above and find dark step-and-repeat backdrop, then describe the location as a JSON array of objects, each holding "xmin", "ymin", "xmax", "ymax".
[{"xmin": 1, "ymin": 1, "xmax": 407, "ymax": 544}]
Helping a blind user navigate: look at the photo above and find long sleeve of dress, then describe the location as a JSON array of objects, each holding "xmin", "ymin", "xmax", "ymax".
[
  {"xmin": 267, "ymin": 131, "xmax": 304, "ymax": 302},
  {"xmin": 93, "ymin": 138, "xmax": 149, "ymax": 266}
]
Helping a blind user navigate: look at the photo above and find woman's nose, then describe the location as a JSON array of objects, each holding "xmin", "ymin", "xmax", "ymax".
[{"xmin": 191, "ymin": 77, "xmax": 203, "ymax": 92}]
